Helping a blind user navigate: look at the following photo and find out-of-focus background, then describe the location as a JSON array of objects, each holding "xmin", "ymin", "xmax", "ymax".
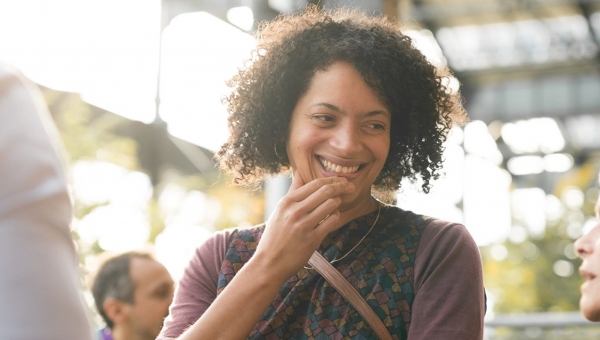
[{"xmin": 2, "ymin": 0, "xmax": 600, "ymax": 338}]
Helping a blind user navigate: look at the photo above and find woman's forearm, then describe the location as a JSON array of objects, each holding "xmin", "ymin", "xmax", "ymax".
[{"xmin": 178, "ymin": 253, "xmax": 290, "ymax": 340}]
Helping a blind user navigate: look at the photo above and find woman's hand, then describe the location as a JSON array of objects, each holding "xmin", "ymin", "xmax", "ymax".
[
  {"xmin": 177, "ymin": 174, "xmax": 354, "ymax": 340},
  {"xmin": 252, "ymin": 174, "xmax": 355, "ymax": 280}
]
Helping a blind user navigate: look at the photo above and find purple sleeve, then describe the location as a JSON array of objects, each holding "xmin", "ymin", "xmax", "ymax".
[
  {"xmin": 408, "ymin": 221, "xmax": 485, "ymax": 340},
  {"xmin": 157, "ymin": 229, "xmax": 233, "ymax": 339}
]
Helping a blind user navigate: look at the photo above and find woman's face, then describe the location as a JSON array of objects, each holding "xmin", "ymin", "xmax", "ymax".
[
  {"xmin": 576, "ymin": 197, "xmax": 600, "ymax": 321},
  {"xmin": 286, "ymin": 61, "xmax": 390, "ymax": 211}
]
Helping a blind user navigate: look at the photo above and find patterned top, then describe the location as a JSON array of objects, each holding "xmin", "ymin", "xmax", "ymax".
[
  {"xmin": 157, "ymin": 205, "xmax": 486, "ymax": 340},
  {"xmin": 216, "ymin": 206, "xmax": 429, "ymax": 339}
]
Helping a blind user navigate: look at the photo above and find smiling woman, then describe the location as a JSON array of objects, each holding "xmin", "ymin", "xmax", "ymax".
[
  {"xmin": 286, "ymin": 61, "xmax": 391, "ymax": 216},
  {"xmin": 158, "ymin": 6, "xmax": 484, "ymax": 340}
]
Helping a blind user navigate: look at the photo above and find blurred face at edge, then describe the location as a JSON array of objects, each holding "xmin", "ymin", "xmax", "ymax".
[
  {"xmin": 576, "ymin": 195, "xmax": 600, "ymax": 321},
  {"xmin": 285, "ymin": 61, "xmax": 391, "ymax": 210},
  {"xmin": 127, "ymin": 257, "xmax": 174, "ymax": 339}
]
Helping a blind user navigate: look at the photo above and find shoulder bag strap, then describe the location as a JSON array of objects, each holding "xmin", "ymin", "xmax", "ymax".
[{"xmin": 308, "ymin": 251, "xmax": 393, "ymax": 340}]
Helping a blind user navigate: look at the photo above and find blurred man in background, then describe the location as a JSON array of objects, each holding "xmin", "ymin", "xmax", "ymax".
[
  {"xmin": 576, "ymin": 181, "xmax": 600, "ymax": 322},
  {"xmin": 0, "ymin": 62, "xmax": 92, "ymax": 339},
  {"xmin": 92, "ymin": 251, "xmax": 174, "ymax": 340}
]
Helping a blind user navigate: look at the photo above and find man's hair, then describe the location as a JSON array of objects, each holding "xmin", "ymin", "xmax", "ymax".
[
  {"xmin": 91, "ymin": 251, "xmax": 153, "ymax": 329},
  {"xmin": 216, "ymin": 6, "xmax": 467, "ymax": 202}
]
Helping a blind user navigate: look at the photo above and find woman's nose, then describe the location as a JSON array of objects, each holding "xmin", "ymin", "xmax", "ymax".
[
  {"xmin": 331, "ymin": 123, "xmax": 362, "ymax": 154},
  {"xmin": 575, "ymin": 236, "xmax": 588, "ymax": 257},
  {"xmin": 575, "ymin": 225, "xmax": 598, "ymax": 258}
]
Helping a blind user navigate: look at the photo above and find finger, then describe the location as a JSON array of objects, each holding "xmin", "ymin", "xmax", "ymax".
[
  {"xmin": 313, "ymin": 210, "xmax": 343, "ymax": 236},
  {"xmin": 304, "ymin": 195, "xmax": 342, "ymax": 226},
  {"xmin": 288, "ymin": 170, "xmax": 305, "ymax": 193},
  {"xmin": 317, "ymin": 213, "xmax": 331, "ymax": 226},
  {"xmin": 288, "ymin": 176, "xmax": 353, "ymax": 202},
  {"xmin": 298, "ymin": 180, "xmax": 355, "ymax": 213}
]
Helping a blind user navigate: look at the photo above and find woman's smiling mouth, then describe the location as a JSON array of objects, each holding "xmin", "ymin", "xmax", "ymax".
[{"xmin": 318, "ymin": 156, "xmax": 360, "ymax": 174}]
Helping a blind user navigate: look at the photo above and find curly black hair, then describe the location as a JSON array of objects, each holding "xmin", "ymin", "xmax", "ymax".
[{"xmin": 216, "ymin": 6, "xmax": 467, "ymax": 200}]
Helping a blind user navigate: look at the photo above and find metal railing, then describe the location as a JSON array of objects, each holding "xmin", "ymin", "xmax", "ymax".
[{"xmin": 484, "ymin": 312, "xmax": 600, "ymax": 340}]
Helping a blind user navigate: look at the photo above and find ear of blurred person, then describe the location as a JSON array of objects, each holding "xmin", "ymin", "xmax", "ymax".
[
  {"xmin": 91, "ymin": 251, "xmax": 174, "ymax": 340},
  {"xmin": 0, "ymin": 62, "xmax": 93, "ymax": 339},
  {"xmin": 576, "ymin": 190, "xmax": 600, "ymax": 322}
]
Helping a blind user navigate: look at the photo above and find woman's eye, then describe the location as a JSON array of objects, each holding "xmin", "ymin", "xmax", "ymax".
[
  {"xmin": 313, "ymin": 115, "xmax": 334, "ymax": 122},
  {"xmin": 366, "ymin": 122, "xmax": 386, "ymax": 130}
]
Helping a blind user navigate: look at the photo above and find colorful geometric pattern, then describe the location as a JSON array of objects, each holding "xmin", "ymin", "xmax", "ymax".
[{"xmin": 216, "ymin": 206, "xmax": 430, "ymax": 340}]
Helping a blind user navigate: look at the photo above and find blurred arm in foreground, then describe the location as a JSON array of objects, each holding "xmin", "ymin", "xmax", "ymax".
[{"xmin": 0, "ymin": 62, "xmax": 92, "ymax": 339}]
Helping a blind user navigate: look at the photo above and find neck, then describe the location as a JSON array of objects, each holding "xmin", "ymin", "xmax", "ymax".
[
  {"xmin": 111, "ymin": 326, "xmax": 143, "ymax": 340},
  {"xmin": 336, "ymin": 194, "xmax": 380, "ymax": 228}
]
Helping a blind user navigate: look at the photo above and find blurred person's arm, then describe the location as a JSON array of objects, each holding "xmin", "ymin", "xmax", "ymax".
[{"xmin": 0, "ymin": 63, "xmax": 93, "ymax": 340}]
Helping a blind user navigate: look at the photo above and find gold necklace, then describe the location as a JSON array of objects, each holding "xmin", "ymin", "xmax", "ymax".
[{"xmin": 305, "ymin": 202, "xmax": 382, "ymax": 270}]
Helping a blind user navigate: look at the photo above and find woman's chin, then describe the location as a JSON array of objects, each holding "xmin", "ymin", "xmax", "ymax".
[
  {"xmin": 338, "ymin": 192, "xmax": 374, "ymax": 211},
  {"xmin": 580, "ymin": 298, "xmax": 600, "ymax": 322}
]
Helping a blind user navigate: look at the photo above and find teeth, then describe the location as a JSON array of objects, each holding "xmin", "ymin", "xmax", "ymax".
[{"xmin": 319, "ymin": 158, "xmax": 359, "ymax": 174}]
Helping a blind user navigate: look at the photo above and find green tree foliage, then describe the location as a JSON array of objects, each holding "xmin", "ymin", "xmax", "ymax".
[{"xmin": 482, "ymin": 180, "xmax": 599, "ymax": 314}]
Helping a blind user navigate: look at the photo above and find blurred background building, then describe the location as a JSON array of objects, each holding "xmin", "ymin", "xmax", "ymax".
[{"xmin": 1, "ymin": 0, "xmax": 600, "ymax": 338}]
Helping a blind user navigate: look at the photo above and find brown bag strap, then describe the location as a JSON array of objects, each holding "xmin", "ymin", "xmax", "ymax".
[{"xmin": 308, "ymin": 251, "xmax": 393, "ymax": 340}]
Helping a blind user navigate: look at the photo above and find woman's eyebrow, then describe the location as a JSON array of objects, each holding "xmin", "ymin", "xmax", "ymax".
[
  {"xmin": 309, "ymin": 102, "xmax": 341, "ymax": 112},
  {"xmin": 309, "ymin": 102, "xmax": 390, "ymax": 118}
]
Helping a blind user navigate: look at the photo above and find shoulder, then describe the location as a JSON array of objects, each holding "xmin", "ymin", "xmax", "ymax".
[
  {"xmin": 0, "ymin": 62, "xmax": 23, "ymax": 85},
  {"xmin": 226, "ymin": 224, "xmax": 266, "ymax": 244},
  {"xmin": 420, "ymin": 218, "xmax": 477, "ymax": 250},
  {"xmin": 0, "ymin": 62, "xmax": 42, "ymax": 110},
  {"xmin": 423, "ymin": 218, "xmax": 473, "ymax": 240},
  {"xmin": 193, "ymin": 224, "xmax": 266, "ymax": 259},
  {"xmin": 413, "ymin": 217, "xmax": 482, "ymax": 278},
  {"xmin": 378, "ymin": 205, "xmax": 435, "ymax": 234},
  {"xmin": 379, "ymin": 206, "xmax": 472, "ymax": 242}
]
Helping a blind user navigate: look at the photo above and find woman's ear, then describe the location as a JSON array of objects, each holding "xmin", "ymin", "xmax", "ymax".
[{"xmin": 103, "ymin": 297, "xmax": 131, "ymax": 326}]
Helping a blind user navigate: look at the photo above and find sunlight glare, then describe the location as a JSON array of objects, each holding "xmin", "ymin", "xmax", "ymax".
[
  {"xmin": 159, "ymin": 12, "xmax": 257, "ymax": 152},
  {"xmin": 405, "ymin": 29, "xmax": 448, "ymax": 69},
  {"xmin": 227, "ymin": 6, "xmax": 254, "ymax": 31},
  {"xmin": 464, "ymin": 120, "xmax": 503, "ymax": 165},
  {"xmin": 511, "ymin": 188, "xmax": 546, "ymax": 238},
  {"xmin": 77, "ymin": 205, "xmax": 150, "ymax": 252},
  {"xmin": 507, "ymin": 156, "xmax": 544, "ymax": 176},
  {"xmin": 0, "ymin": 0, "xmax": 161, "ymax": 123},
  {"xmin": 72, "ymin": 160, "xmax": 153, "ymax": 208},
  {"xmin": 543, "ymin": 153, "xmax": 573, "ymax": 172},
  {"xmin": 155, "ymin": 224, "xmax": 212, "ymax": 281},
  {"xmin": 396, "ymin": 141, "xmax": 465, "ymax": 222},
  {"xmin": 463, "ymin": 155, "xmax": 512, "ymax": 246}
]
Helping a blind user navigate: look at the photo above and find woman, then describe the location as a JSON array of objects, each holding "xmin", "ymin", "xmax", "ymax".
[
  {"xmin": 575, "ymin": 190, "xmax": 600, "ymax": 322},
  {"xmin": 158, "ymin": 7, "xmax": 485, "ymax": 340}
]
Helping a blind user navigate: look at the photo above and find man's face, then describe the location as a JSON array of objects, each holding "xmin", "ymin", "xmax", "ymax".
[{"xmin": 127, "ymin": 257, "xmax": 174, "ymax": 340}]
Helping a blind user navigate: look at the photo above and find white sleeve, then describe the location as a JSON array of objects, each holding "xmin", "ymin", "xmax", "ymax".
[{"xmin": 0, "ymin": 63, "xmax": 93, "ymax": 340}]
